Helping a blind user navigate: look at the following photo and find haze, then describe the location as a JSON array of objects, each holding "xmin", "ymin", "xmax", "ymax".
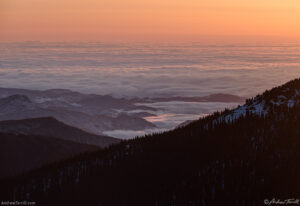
[{"xmin": 1, "ymin": 0, "xmax": 300, "ymax": 42}]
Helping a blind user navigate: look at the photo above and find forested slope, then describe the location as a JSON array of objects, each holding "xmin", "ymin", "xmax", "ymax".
[{"xmin": 1, "ymin": 78, "xmax": 300, "ymax": 205}]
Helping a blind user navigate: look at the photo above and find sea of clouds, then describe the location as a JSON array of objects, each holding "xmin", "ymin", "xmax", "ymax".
[
  {"xmin": 1, "ymin": 42, "xmax": 300, "ymax": 98},
  {"xmin": 1, "ymin": 42, "xmax": 300, "ymax": 138}
]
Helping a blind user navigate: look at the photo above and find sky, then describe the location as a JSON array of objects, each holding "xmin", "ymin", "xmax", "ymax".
[{"xmin": 1, "ymin": 0, "xmax": 300, "ymax": 42}]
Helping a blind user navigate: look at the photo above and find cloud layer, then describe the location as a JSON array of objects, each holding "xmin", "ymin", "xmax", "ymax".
[
  {"xmin": 0, "ymin": 42, "xmax": 300, "ymax": 99},
  {"xmin": 1, "ymin": 42, "xmax": 300, "ymax": 139}
]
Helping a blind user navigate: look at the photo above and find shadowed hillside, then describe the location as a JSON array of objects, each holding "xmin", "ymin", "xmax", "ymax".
[
  {"xmin": 1, "ymin": 78, "xmax": 300, "ymax": 205},
  {"xmin": 0, "ymin": 133, "xmax": 100, "ymax": 179},
  {"xmin": 0, "ymin": 117, "xmax": 120, "ymax": 147}
]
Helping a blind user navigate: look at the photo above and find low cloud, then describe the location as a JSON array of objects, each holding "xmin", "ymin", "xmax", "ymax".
[{"xmin": 1, "ymin": 42, "xmax": 300, "ymax": 99}]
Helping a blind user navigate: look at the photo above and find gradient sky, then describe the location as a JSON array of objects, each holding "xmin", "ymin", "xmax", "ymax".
[{"xmin": 1, "ymin": 0, "xmax": 300, "ymax": 42}]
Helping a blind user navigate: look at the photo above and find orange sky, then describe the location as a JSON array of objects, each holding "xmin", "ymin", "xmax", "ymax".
[{"xmin": 1, "ymin": 0, "xmax": 300, "ymax": 42}]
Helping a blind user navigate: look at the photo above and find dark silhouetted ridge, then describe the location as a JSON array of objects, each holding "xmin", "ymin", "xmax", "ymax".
[
  {"xmin": 1, "ymin": 78, "xmax": 300, "ymax": 205},
  {"xmin": 0, "ymin": 117, "xmax": 120, "ymax": 147}
]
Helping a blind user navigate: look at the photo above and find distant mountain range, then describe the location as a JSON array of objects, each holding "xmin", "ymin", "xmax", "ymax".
[
  {"xmin": 0, "ymin": 87, "xmax": 244, "ymax": 137},
  {"xmin": 1, "ymin": 78, "xmax": 299, "ymax": 205},
  {"xmin": 130, "ymin": 93, "xmax": 245, "ymax": 103},
  {"xmin": 0, "ymin": 89, "xmax": 157, "ymax": 135}
]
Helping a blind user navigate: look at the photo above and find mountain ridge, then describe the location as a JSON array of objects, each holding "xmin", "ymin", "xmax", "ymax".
[
  {"xmin": 0, "ymin": 117, "xmax": 120, "ymax": 147},
  {"xmin": 0, "ymin": 92, "xmax": 157, "ymax": 136},
  {"xmin": 1, "ymin": 78, "xmax": 300, "ymax": 205},
  {"xmin": 0, "ymin": 132, "xmax": 100, "ymax": 179},
  {"xmin": 130, "ymin": 93, "xmax": 245, "ymax": 103}
]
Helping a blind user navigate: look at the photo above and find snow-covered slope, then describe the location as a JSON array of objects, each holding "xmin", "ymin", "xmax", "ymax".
[{"xmin": 215, "ymin": 78, "xmax": 300, "ymax": 124}]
